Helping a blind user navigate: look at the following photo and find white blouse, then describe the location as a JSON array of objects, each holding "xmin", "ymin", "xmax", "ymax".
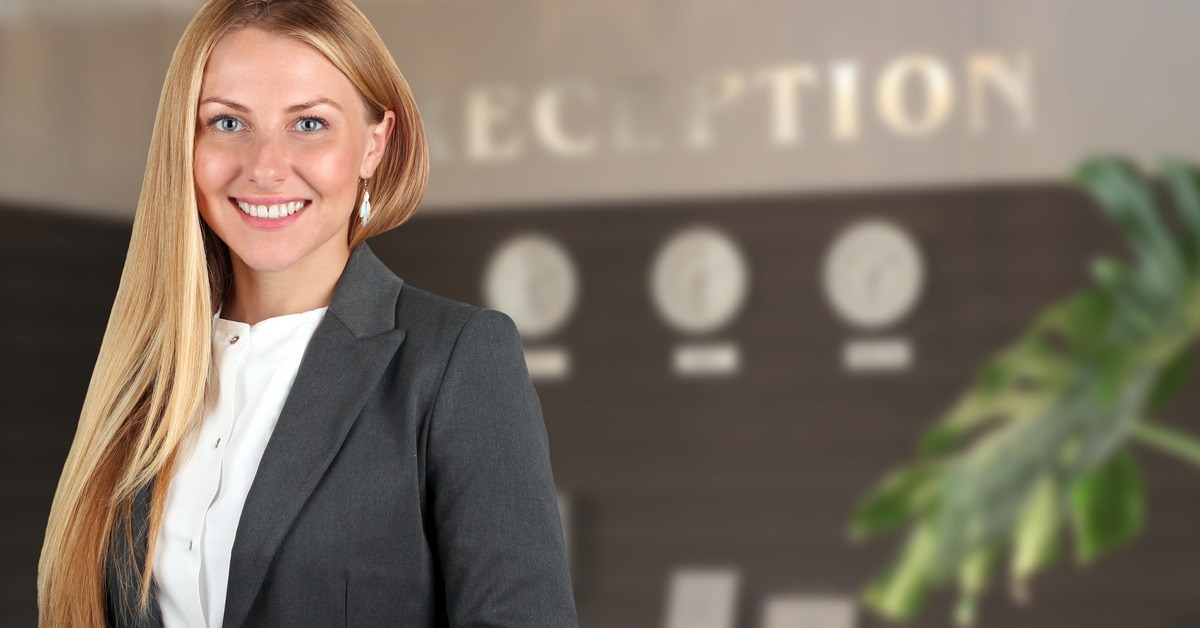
[{"xmin": 154, "ymin": 302, "xmax": 328, "ymax": 628}]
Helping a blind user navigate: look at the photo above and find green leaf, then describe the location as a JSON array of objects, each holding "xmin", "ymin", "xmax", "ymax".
[
  {"xmin": 1073, "ymin": 156, "xmax": 1187, "ymax": 293},
  {"xmin": 954, "ymin": 544, "xmax": 999, "ymax": 627},
  {"xmin": 954, "ymin": 595, "xmax": 978, "ymax": 628},
  {"xmin": 863, "ymin": 522, "xmax": 939, "ymax": 621},
  {"xmin": 1158, "ymin": 155, "xmax": 1200, "ymax": 270},
  {"xmin": 849, "ymin": 463, "xmax": 940, "ymax": 541},
  {"xmin": 1090, "ymin": 256, "xmax": 1128, "ymax": 294},
  {"xmin": 916, "ymin": 289, "xmax": 1111, "ymax": 459},
  {"xmin": 1009, "ymin": 474, "xmax": 1061, "ymax": 598},
  {"xmin": 1130, "ymin": 420, "xmax": 1200, "ymax": 469},
  {"xmin": 1146, "ymin": 350, "xmax": 1193, "ymax": 411},
  {"xmin": 1095, "ymin": 347, "xmax": 1131, "ymax": 411},
  {"xmin": 1030, "ymin": 288, "xmax": 1113, "ymax": 358},
  {"xmin": 1069, "ymin": 449, "xmax": 1145, "ymax": 565}
]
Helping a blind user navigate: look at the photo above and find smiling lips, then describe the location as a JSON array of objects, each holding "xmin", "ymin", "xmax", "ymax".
[{"xmin": 230, "ymin": 197, "xmax": 310, "ymax": 219}]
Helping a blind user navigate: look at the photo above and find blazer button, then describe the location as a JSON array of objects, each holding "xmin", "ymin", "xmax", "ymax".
[
  {"xmin": 188, "ymin": 539, "xmax": 193, "ymax": 551},
  {"xmin": 229, "ymin": 335, "xmax": 240, "ymax": 344}
]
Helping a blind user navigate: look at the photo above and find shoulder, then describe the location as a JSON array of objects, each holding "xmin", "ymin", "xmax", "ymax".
[
  {"xmin": 390, "ymin": 282, "xmax": 530, "ymax": 421},
  {"xmin": 393, "ymin": 282, "xmax": 523, "ymax": 358}
]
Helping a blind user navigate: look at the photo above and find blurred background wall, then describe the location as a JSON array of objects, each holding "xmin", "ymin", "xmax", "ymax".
[{"xmin": 4, "ymin": 1, "xmax": 1200, "ymax": 627}]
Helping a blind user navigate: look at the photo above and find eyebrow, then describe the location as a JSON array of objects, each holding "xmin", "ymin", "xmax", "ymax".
[{"xmin": 198, "ymin": 96, "xmax": 343, "ymax": 113}]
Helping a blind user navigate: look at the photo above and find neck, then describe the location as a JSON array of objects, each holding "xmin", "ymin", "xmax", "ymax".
[{"xmin": 220, "ymin": 242, "xmax": 349, "ymax": 327}]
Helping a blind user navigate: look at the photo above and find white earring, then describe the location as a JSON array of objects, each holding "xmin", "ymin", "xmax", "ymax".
[{"xmin": 358, "ymin": 179, "xmax": 372, "ymax": 225}]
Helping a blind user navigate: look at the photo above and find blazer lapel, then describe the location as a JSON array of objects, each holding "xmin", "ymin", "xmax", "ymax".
[{"xmin": 221, "ymin": 241, "xmax": 407, "ymax": 628}]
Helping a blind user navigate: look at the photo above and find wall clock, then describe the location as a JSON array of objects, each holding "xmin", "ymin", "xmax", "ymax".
[
  {"xmin": 483, "ymin": 232, "xmax": 579, "ymax": 340},
  {"xmin": 650, "ymin": 225, "xmax": 749, "ymax": 335},
  {"xmin": 822, "ymin": 218, "xmax": 924, "ymax": 330}
]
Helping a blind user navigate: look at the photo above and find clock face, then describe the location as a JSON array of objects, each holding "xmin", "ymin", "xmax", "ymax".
[
  {"xmin": 483, "ymin": 233, "xmax": 579, "ymax": 340},
  {"xmin": 650, "ymin": 225, "xmax": 749, "ymax": 335},
  {"xmin": 822, "ymin": 218, "xmax": 924, "ymax": 330}
]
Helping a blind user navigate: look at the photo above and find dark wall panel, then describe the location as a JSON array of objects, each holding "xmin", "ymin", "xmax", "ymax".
[{"xmin": 4, "ymin": 185, "xmax": 1199, "ymax": 627}]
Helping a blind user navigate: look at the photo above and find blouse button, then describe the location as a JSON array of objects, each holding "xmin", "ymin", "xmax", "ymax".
[
  {"xmin": 188, "ymin": 539, "xmax": 193, "ymax": 551},
  {"xmin": 229, "ymin": 335, "xmax": 240, "ymax": 344}
]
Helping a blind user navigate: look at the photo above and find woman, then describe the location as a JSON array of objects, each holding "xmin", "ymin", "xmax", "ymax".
[{"xmin": 37, "ymin": 1, "xmax": 578, "ymax": 626}]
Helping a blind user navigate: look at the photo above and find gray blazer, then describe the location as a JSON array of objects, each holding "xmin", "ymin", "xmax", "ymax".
[{"xmin": 105, "ymin": 241, "xmax": 579, "ymax": 627}]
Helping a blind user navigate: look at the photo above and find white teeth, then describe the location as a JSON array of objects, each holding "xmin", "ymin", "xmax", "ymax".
[{"xmin": 234, "ymin": 199, "xmax": 307, "ymax": 219}]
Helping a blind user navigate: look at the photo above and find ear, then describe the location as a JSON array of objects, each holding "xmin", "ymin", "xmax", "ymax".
[{"xmin": 360, "ymin": 109, "xmax": 396, "ymax": 179}]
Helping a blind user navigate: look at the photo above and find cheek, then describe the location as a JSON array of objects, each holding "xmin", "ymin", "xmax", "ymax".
[
  {"xmin": 301, "ymin": 146, "xmax": 360, "ymax": 192},
  {"xmin": 193, "ymin": 146, "xmax": 237, "ymax": 200},
  {"xmin": 192, "ymin": 146, "xmax": 243, "ymax": 231}
]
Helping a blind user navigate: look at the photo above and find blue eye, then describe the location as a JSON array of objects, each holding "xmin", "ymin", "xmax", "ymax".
[
  {"xmin": 209, "ymin": 116, "xmax": 243, "ymax": 132},
  {"xmin": 296, "ymin": 117, "xmax": 327, "ymax": 132}
]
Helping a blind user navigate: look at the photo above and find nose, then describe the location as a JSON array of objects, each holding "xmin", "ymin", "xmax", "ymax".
[{"xmin": 247, "ymin": 133, "xmax": 288, "ymax": 187}]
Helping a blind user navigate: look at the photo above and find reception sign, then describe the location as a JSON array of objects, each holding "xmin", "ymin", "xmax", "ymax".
[{"xmin": 0, "ymin": 0, "xmax": 1197, "ymax": 216}]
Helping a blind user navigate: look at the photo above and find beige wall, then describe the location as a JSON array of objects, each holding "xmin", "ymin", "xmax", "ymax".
[{"xmin": 2, "ymin": 0, "xmax": 1199, "ymax": 219}]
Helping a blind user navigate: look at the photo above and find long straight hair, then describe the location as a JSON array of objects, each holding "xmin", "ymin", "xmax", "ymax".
[{"xmin": 37, "ymin": 1, "xmax": 428, "ymax": 624}]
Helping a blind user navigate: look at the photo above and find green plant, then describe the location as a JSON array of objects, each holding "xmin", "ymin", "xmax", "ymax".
[{"xmin": 846, "ymin": 155, "xmax": 1200, "ymax": 626}]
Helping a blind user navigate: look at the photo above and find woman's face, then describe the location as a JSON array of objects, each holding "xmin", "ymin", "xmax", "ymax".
[{"xmin": 195, "ymin": 27, "xmax": 394, "ymax": 273}]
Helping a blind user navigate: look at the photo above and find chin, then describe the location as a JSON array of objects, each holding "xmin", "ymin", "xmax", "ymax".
[{"xmin": 227, "ymin": 239, "xmax": 309, "ymax": 273}]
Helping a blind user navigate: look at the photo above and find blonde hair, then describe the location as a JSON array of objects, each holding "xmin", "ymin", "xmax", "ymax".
[{"xmin": 37, "ymin": 0, "xmax": 428, "ymax": 624}]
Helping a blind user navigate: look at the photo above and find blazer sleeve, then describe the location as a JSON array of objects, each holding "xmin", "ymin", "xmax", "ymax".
[{"xmin": 426, "ymin": 307, "xmax": 580, "ymax": 627}]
